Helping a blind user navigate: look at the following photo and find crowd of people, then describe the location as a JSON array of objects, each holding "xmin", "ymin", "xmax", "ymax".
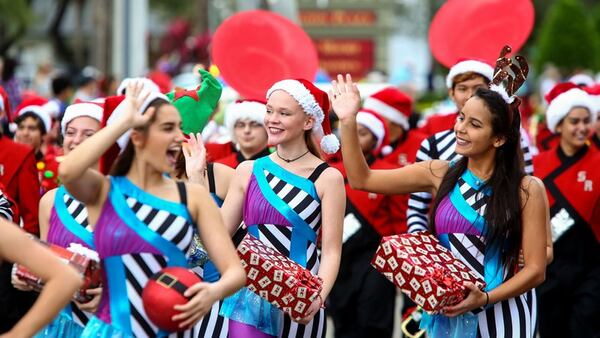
[{"xmin": 0, "ymin": 47, "xmax": 598, "ymax": 338}]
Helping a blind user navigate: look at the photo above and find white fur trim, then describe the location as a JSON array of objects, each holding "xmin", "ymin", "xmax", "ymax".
[
  {"xmin": 363, "ymin": 96, "xmax": 409, "ymax": 129},
  {"xmin": 42, "ymin": 101, "xmax": 61, "ymax": 118},
  {"xmin": 0, "ymin": 97, "xmax": 4, "ymax": 112},
  {"xmin": 446, "ymin": 60, "xmax": 494, "ymax": 89},
  {"xmin": 107, "ymin": 91, "xmax": 170, "ymax": 151},
  {"xmin": 356, "ymin": 111, "xmax": 385, "ymax": 149},
  {"xmin": 17, "ymin": 105, "xmax": 51, "ymax": 134},
  {"xmin": 267, "ymin": 79, "xmax": 324, "ymax": 128},
  {"xmin": 116, "ymin": 77, "xmax": 160, "ymax": 95},
  {"xmin": 320, "ymin": 134, "xmax": 340, "ymax": 154},
  {"xmin": 61, "ymin": 103, "xmax": 103, "ymax": 134},
  {"xmin": 489, "ymin": 84, "xmax": 515, "ymax": 104},
  {"xmin": 224, "ymin": 101, "xmax": 266, "ymax": 140},
  {"xmin": 546, "ymin": 88, "xmax": 596, "ymax": 133}
]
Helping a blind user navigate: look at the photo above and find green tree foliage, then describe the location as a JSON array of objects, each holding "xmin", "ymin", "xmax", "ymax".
[
  {"xmin": 0, "ymin": 0, "xmax": 33, "ymax": 56},
  {"xmin": 535, "ymin": 0, "xmax": 600, "ymax": 73}
]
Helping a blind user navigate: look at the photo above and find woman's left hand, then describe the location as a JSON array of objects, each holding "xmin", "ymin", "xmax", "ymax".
[
  {"xmin": 293, "ymin": 297, "xmax": 322, "ymax": 325},
  {"xmin": 330, "ymin": 74, "xmax": 362, "ymax": 122},
  {"xmin": 182, "ymin": 132, "xmax": 207, "ymax": 184},
  {"xmin": 172, "ymin": 281, "xmax": 218, "ymax": 329},
  {"xmin": 441, "ymin": 283, "xmax": 487, "ymax": 317}
]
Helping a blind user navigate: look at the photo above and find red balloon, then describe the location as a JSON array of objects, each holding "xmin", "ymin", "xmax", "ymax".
[
  {"xmin": 142, "ymin": 267, "xmax": 202, "ymax": 332},
  {"xmin": 429, "ymin": 0, "xmax": 534, "ymax": 68},
  {"xmin": 211, "ymin": 10, "xmax": 319, "ymax": 100}
]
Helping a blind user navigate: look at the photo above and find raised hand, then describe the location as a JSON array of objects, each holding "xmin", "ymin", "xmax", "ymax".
[
  {"xmin": 329, "ymin": 74, "xmax": 362, "ymax": 122},
  {"xmin": 182, "ymin": 132, "xmax": 207, "ymax": 184},
  {"xmin": 121, "ymin": 82, "xmax": 156, "ymax": 128}
]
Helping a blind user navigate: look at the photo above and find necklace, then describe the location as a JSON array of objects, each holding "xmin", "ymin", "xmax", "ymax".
[{"xmin": 276, "ymin": 149, "xmax": 310, "ymax": 163}]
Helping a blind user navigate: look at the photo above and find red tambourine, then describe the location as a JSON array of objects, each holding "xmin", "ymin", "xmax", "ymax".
[
  {"xmin": 211, "ymin": 10, "xmax": 319, "ymax": 100},
  {"xmin": 429, "ymin": 0, "xmax": 535, "ymax": 68}
]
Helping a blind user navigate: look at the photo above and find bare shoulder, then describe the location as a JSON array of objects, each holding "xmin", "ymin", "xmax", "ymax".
[
  {"xmin": 520, "ymin": 175, "xmax": 546, "ymax": 205},
  {"xmin": 235, "ymin": 160, "xmax": 255, "ymax": 177},
  {"xmin": 40, "ymin": 188, "xmax": 58, "ymax": 207},
  {"xmin": 213, "ymin": 162, "xmax": 235, "ymax": 178}
]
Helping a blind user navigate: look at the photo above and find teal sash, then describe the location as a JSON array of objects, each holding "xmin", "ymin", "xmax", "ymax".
[
  {"xmin": 54, "ymin": 186, "xmax": 94, "ymax": 248},
  {"xmin": 104, "ymin": 176, "xmax": 190, "ymax": 335},
  {"xmin": 250, "ymin": 157, "xmax": 319, "ymax": 267}
]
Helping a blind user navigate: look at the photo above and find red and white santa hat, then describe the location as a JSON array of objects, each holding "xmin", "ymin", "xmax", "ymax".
[
  {"xmin": 545, "ymin": 82, "xmax": 596, "ymax": 133},
  {"xmin": 61, "ymin": 101, "xmax": 104, "ymax": 134},
  {"xmin": 266, "ymin": 79, "xmax": 339, "ymax": 154},
  {"xmin": 356, "ymin": 109, "xmax": 390, "ymax": 155},
  {"xmin": 224, "ymin": 99, "xmax": 266, "ymax": 140},
  {"xmin": 14, "ymin": 96, "xmax": 52, "ymax": 133},
  {"xmin": 445, "ymin": 58, "xmax": 494, "ymax": 89},
  {"xmin": 363, "ymin": 87, "xmax": 413, "ymax": 130},
  {"xmin": 583, "ymin": 84, "xmax": 600, "ymax": 115},
  {"xmin": 0, "ymin": 86, "xmax": 10, "ymax": 119}
]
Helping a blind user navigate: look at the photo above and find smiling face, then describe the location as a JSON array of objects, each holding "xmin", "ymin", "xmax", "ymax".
[
  {"xmin": 556, "ymin": 107, "xmax": 592, "ymax": 151},
  {"xmin": 265, "ymin": 90, "xmax": 314, "ymax": 146},
  {"xmin": 15, "ymin": 115, "xmax": 44, "ymax": 151},
  {"xmin": 454, "ymin": 96, "xmax": 504, "ymax": 158},
  {"xmin": 233, "ymin": 118, "xmax": 268, "ymax": 154},
  {"xmin": 63, "ymin": 116, "xmax": 101, "ymax": 155},
  {"xmin": 131, "ymin": 103, "xmax": 185, "ymax": 173}
]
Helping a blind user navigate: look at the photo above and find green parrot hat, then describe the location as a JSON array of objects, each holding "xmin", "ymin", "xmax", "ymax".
[{"xmin": 166, "ymin": 68, "xmax": 223, "ymax": 135}]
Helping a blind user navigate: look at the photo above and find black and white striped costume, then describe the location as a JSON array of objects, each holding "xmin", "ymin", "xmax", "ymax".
[
  {"xmin": 0, "ymin": 189, "xmax": 13, "ymax": 220},
  {"xmin": 428, "ymin": 168, "xmax": 537, "ymax": 337},
  {"xmin": 221, "ymin": 156, "xmax": 328, "ymax": 338},
  {"xmin": 406, "ymin": 128, "xmax": 534, "ymax": 233}
]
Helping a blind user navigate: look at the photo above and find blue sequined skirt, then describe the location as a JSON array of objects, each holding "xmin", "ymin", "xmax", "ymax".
[
  {"xmin": 34, "ymin": 309, "xmax": 84, "ymax": 338},
  {"xmin": 80, "ymin": 316, "xmax": 132, "ymax": 338},
  {"xmin": 220, "ymin": 287, "xmax": 282, "ymax": 336}
]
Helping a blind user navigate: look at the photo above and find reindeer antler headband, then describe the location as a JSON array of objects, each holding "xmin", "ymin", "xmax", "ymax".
[{"xmin": 489, "ymin": 45, "xmax": 529, "ymax": 107}]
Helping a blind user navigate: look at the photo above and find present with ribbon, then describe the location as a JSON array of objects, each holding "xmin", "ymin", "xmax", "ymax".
[
  {"xmin": 371, "ymin": 232, "xmax": 485, "ymax": 313},
  {"xmin": 237, "ymin": 234, "xmax": 323, "ymax": 320},
  {"xmin": 16, "ymin": 242, "xmax": 102, "ymax": 303}
]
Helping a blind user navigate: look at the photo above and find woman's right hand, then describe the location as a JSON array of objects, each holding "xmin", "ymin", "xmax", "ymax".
[
  {"xmin": 11, "ymin": 272, "xmax": 33, "ymax": 292},
  {"xmin": 330, "ymin": 74, "xmax": 361, "ymax": 122},
  {"xmin": 120, "ymin": 82, "xmax": 156, "ymax": 128}
]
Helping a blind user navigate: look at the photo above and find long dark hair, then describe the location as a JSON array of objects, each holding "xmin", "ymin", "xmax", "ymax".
[
  {"xmin": 429, "ymin": 88, "xmax": 526, "ymax": 272},
  {"xmin": 110, "ymin": 98, "xmax": 171, "ymax": 176}
]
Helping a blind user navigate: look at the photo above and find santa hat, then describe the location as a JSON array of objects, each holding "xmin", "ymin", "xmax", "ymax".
[
  {"xmin": 224, "ymin": 99, "xmax": 266, "ymax": 140},
  {"xmin": 446, "ymin": 59, "xmax": 494, "ymax": 89},
  {"xmin": 116, "ymin": 77, "xmax": 160, "ymax": 95},
  {"xmin": 61, "ymin": 102, "xmax": 104, "ymax": 134},
  {"xmin": 583, "ymin": 84, "xmax": 600, "ymax": 114},
  {"xmin": 166, "ymin": 68, "xmax": 222, "ymax": 135},
  {"xmin": 545, "ymin": 82, "xmax": 596, "ymax": 133},
  {"xmin": 363, "ymin": 87, "xmax": 412, "ymax": 130},
  {"xmin": 356, "ymin": 109, "xmax": 390, "ymax": 156},
  {"xmin": 14, "ymin": 96, "xmax": 52, "ymax": 133},
  {"xmin": 267, "ymin": 79, "xmax": 339, "ymax": 154}
]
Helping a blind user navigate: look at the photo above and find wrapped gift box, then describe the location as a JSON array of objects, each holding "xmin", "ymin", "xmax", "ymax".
[
  {"xmin": 237, "ymin": 234, "xmax": 323, "ymax": 320},
  {"xmin": 16, "ymin": 242, "xmax": 101, "ymax": 303},
  {"xmin": 371, "ymin": 231, "xmax": 485, "ymax": 313}
]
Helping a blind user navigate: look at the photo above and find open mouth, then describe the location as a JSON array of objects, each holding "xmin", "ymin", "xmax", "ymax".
[{"xmin": 166, "ymin": 148, "xmax": 180, "ymax": 166}]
